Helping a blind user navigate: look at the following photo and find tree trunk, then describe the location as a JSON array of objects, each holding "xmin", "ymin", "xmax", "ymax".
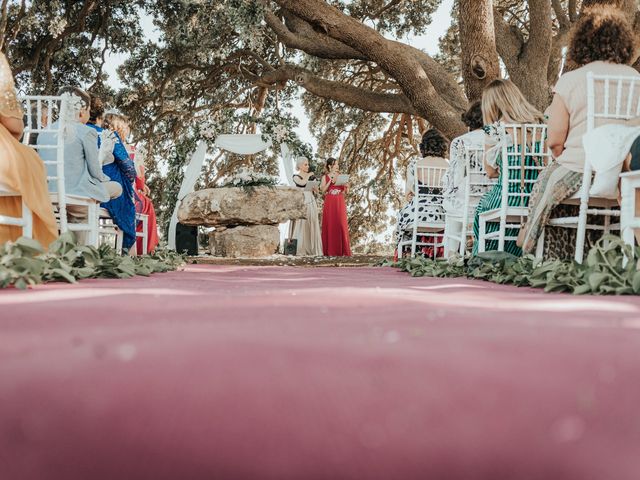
[{"xmin": 458, "ymin": 0, "xmax": 501, "ymax": 102}]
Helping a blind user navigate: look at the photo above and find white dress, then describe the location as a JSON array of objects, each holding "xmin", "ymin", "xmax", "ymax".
[
  {"xmin": 292, "ymin": 174, "xmax": 323, "ymax": 256},
  {"xmin": 442, "ymin": 128, "xmax": 486, "ymax": 216}
]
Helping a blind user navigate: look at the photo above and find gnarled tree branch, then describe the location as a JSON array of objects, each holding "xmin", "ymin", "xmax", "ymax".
[{"xmin": 258, "ymin": 64, "xmax": 419, "ymax": 115}]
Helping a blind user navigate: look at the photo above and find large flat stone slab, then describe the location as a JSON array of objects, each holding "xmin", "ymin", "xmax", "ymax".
[{"xmin": 178, "ymin": 186, "xmax": 306, "ymax": 227}]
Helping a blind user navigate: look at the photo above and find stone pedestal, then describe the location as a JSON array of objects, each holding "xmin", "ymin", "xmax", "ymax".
[
  {"xmin": 178, "ymin": 186, "xmax": 306, "ymax": 258},
  {"xmin": 178, "ymin": 186, "xmax": 306, "ymax": 226},
  {"xmin": 209, "ymin": 225, "xmax": 280, "ymax": 258}
]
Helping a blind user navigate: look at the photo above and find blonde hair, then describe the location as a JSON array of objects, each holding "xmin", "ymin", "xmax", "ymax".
[
  {"xmin": 103, "ymin": 112, "xmax": 130, "ymax": 141},
  {"xmin": 481, "ymin": 80, "xmax": 545, "ymax": 125}
]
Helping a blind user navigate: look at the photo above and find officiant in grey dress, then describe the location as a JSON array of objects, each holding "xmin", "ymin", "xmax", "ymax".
[{"xmin": 292, "ymin": 157, "xmax": 323, "ymax": 256}]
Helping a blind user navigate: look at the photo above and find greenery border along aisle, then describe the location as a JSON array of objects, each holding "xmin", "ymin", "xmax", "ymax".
[
  {"xmin": 381, "ymin": 236, "xmax": 640, "ymax": 296},
  {"xmin": 1, "ymin": 233, "xmax": 185, "ymax": 290}
]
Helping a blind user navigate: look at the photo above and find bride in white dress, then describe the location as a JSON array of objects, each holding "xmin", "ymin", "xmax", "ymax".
[{"xmin": 292, "ymin": 157, "xmax": 323, "ymax": 256}]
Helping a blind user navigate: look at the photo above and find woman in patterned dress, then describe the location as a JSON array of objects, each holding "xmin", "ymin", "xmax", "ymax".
[
  {"xmin": 472, "ymin": 79, "xmax": 545, "ymax": 256},
  {"xmin": 396, "ymin": 128, "xmax": 449, "ymax": 257}
]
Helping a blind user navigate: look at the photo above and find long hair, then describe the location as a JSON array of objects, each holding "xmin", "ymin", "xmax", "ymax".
[
  {"xmin": 103, "ymin": 112, "xmax": 130, "ymax": 140},
  {"xmin": 481, "ymin": 80, "xmax": 545, "ymax": 125},
  {"xmin": 323, "ymin": 157, "xmax": 337, "ymax": 174}
]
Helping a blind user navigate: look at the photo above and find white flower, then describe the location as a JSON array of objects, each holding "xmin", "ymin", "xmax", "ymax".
[
  {"xmin": 201, "ymin": 125, "xmax": 217, "ymax": 140},
  {"xmin": 273, "ymin": 124, "xmax": 290, "ymax": 143},
  {"xmin": 48, "ymin": 17, "xmax": 67, "ymax": 38}
]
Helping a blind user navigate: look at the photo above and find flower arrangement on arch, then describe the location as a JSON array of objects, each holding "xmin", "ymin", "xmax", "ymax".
[{"xmin": 220, "ymin": 166, "xmax": 279, "ymax": 192}]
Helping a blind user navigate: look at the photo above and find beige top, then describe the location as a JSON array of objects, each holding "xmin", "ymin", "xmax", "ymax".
[
  {"xmin": 405, "ymin": 155, "xmax": 449, "ymax": 193},
  {"xmin": 554, "ymin": 61, "xmax": 640, "ymax": 173}
]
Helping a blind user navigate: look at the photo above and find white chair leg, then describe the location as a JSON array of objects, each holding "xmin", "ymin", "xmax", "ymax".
[
  {"xmin": 621, "ymin": 179, "xmax": 636, "ymax": 267},
  {"xmin": 21, "ymin": 199, "xmax": 33, "ymax": 239},
  {"xmin": 458, "ymin": 219, "xmax": 467, "ymax": 257},
  {"xmin": 478, "ymin": 216, "xmax": 486, "ymax": 253},
  {"xmin": 443, "ymin": 219, "xmax": 450, "ymax": 258},
  {"xmin": 535, "ymin": 228, "xmax": 545, "ymax": 260},
  {"xmin": 141, "ymin": 216, "xmax": 148, "ymax": 255},
  {"xmin": 89, "ymin": 203, "xmax": 100, "ymax": 247},
  {"xmin": 410, "ymin": 227, "xmax": 417, "ymax": 257},
  {"xmin": 116, "ymin": 229, "xmax": 124, "ymax": 253}
]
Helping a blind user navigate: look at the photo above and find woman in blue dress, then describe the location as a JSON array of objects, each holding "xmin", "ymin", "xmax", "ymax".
[{"xmin": 87, "ymin": 99, "xmax": 137, "ymax": 252}]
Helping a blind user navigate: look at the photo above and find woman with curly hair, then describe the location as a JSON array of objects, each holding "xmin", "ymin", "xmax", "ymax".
[
  {"xmin": 517, "ymin": 6, "xmax": 639, "ymax": 256},
  {"xmin": 395, "ymin": 128, "xmax": 449, "ymax": 257}
]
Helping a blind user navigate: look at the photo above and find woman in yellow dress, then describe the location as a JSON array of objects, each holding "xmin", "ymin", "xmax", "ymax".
[{"xmin": 0, "ymin": 53, "xmax": 58, "ymax": 247}]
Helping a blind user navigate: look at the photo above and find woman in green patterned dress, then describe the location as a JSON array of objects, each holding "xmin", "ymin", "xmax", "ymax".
[{"xmin": 472, "ymin": 80, "xmax": 546, "ymax": 256}]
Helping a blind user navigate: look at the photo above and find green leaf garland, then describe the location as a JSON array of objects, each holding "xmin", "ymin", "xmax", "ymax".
[
  {"xmin": 0, "ymin": 232, "xmax": 185, "ymax": 290},
  {"xmin": 380, "ymin": 235, "xmax": 640, "ymax": 295}
]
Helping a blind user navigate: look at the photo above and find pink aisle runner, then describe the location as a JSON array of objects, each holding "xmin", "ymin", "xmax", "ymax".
[{"xmin": 1, "ymin": 265, "xmax": 640, "ymax": 479}]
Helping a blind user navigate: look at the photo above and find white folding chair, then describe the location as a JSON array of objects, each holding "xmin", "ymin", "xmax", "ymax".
[
  {"xmin": 136, "ymin": 213, "xmax": 149, "ymax": 255},
  {"xmin": 0, "ymin": 180, "xmax": 33, "ymax": 239},
  {"xmin": 397, "ymin": 161, "xmax": 447, "ymax": 259},
  {"xmin": 20, "ymin": 94, "xmax": 100, "ymax": 246},
  {"xmin": 620, "ymin": 171, "xmax": 640, "ymax": 264},
  {"xmin": 444, "ymin": 146, "xmax": 496, "ymax": 257},
  {"xmin": 544, "ymin": 73, "xmax": 640, "ymax": 263},
  {"xmin": 478, "ymin": 124, "xmax": 549, "ymax": 253}
]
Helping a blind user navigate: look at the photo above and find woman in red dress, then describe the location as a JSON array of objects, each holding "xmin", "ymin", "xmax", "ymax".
[
  {"xmin": 126, "ymin": 141, "xmax": 159, "ymax": 254},
  {"xmin": 320, "ymin": 158, "xmax": 351, "ymax": 257},
  {"xmin": 134, "ymin": 163, "xmax": 159, "ymax": 254}
]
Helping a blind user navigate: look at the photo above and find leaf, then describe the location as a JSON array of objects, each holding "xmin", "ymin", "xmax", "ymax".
[
  {"xmin": 14, "ymin": 237, "xmax": 45, "ymax": 255},
  {"xmin": 632, "ymin": 271, "xmax": 640, "ymax": 294},
  {"xmin": 588, "ymin": 272, "xmax": 609, "ymax": 291},
  {"xmin": 573, "ymin": 284, "xmax": 592, "ymax": 295},
  {"xmin": 49, "ymin": 268, "xmax": 77, "ymax": 284}
]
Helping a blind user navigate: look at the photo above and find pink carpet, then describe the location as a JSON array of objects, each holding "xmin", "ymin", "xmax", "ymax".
[{"xmin": 1, "ymin": 265, "xmax": 640, "ymax": 479}]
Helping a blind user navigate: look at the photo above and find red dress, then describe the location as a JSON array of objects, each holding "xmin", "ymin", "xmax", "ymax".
[
  {"xmin": 134, "ymin": 166, "xmax": 159, "ymax": 254},
  {"xmin": 321, "ymin": 175, "xmax": 351, "ymax": 257}
]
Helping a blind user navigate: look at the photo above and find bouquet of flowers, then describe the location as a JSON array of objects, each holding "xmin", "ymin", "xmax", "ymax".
[{"xmin": 221, "ymin": 167, "xmax": 279, "ymax": 192}]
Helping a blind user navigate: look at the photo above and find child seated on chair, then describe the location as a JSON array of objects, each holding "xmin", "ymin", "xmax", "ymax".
[{"xmin": 38, "ymin": 86, "xmax": 122, "ymax": 206}]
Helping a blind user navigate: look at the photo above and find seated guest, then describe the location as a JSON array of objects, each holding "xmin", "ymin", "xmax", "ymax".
[
  {"xmin": 38, "ymin": 86, "xmax": 122, "ymax": 204},
  {"xmin": 320, "ymin": 158, "xmax": 352, "ymax": 257},
  {"xmin": 0, "ymin": 52, "xmax": 58, "ymax": 247},
  {"xmin": 518, "ymin": 6, "xmax": 640, "ymax": 255},
  {"xmin": 442, "ymin": 101, "xmax": 486, "ymax": 253},
  {"xmin": 292, "ymin": 156, "xmax": 322, "ymax": 256},
  {"xmin": 472, "ymin": 79, "xmax": 545, "ymax": 256},
  {"xmin": 396, "ymin": 128, "xmax": 449, "ymax": 257},
  {"xmin": 88, "ymin": 111, "xmax": 137, "ymax": 252},
  {"xmin": 443, "ymin": 101, "xmax": 485, "ymax": 215},
  {"xmin": 132, "ymin": 143, "xmax": 160, "ymax": 254}
]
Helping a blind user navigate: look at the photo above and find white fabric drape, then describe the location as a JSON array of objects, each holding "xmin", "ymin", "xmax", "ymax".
[
  {"xmin": 168, "ymin": 141, "xmax": 208, "ymax": 249},
  {"xmin": 215, "ymin": 134, "xmax": 272, "ymax": 155},
  {"xmin": 168, "ymin": 135, "xmax": 276, "ymax": 250},
  {"xmin": 583, "ymin": 125, "xmax": 640, "ymax": 197},
  {"xmin": 280, "ymin": 143, "xmax": 296, "ymax": 187}
]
